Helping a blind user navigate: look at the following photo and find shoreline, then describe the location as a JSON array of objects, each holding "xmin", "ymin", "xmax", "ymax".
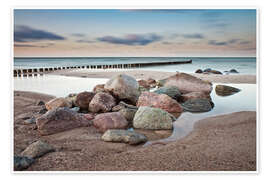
[
  {"xmin": 14, "ymin": 90, "xmax": 256, "ymax": 171},
  {"xmin": 49, "ymin": 69, "xmax": 257, "ymax": 84}
]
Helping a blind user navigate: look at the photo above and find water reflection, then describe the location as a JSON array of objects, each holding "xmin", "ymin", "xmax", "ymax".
[
  {"xmin": 145, "ymin": 83, "xmax": 256, "ymax": 145},
  {"xmin": 14, "ymin": 75, "xmax": 256, "ymax": 144},
  {"xmin": 14, "ymin": 74, "xmax": 108, "ymax": 97}
]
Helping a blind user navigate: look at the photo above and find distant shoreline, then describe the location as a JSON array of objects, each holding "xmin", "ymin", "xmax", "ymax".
[{"xmin": 50, "ymin": 69, "xmax": 257, "ymax": 84}]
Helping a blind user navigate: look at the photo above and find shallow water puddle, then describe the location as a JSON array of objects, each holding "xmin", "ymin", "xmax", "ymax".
[
  {"xmin": 145, "ymin": 83, "xmax": 256, "ymax": 146},
  {"xmin": 14, "ymin": 75, "xmax": 108, "ymax": 97},
  {"xmin": 14, "ymin": 75, "xmax": 256, "ymax": 144}
]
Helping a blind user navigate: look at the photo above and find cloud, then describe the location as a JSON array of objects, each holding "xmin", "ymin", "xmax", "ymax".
[
  {"xmin": 239, "ymin": 41, "xmax": 251, "ymax": 45},
  {"xmin": 228, "ymin": 39, "xmax": 240, "ymax": 44},
  {"xmin": 182, "ymin": 33, "xmax": 204, "ymax": 39},
  {"xmin": 162, "ymin": 41, "xmax": 172, "ymax": 45},
  {"xmin": 97, "ymin": 33, "xmax": 162, "ymax": 46},
  {"xmin": 208, "ymin": 40, "xmax": 228, "ymax": 46},
  {"xmin": 208, "ymin": 39, "xmax": 242, "ymax": 46},
  {"xmin": 14, "ymin": 43, "xmax": 54, "ymax": 48},
  {"xmin": 14, "ymin": 25, "xmax": 65, "ymax": 42},
  {"xmin": 71, "ymin": 33, "xmax": 86, "ymax": 37},
  {"xmin": 76, "ymin": 39, "xmax": 95, "ymax": 43}
]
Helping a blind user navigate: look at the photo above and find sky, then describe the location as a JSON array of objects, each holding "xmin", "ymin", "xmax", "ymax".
[{"xmin": 14, "ymin": 9, "xmax": 256, "ymax": 57}]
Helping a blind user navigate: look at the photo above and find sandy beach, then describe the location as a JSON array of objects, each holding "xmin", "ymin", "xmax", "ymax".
[
  {"xmin": 13, "ymin": 69, "xmax": 257, "ymax": 171},
  {"xmin": 51, "ymin": 69, "xmax": 256, "ymax": 84}
]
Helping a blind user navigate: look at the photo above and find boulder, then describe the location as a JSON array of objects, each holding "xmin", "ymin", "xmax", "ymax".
[
  {"xmin": 84, "ymin": 113, "xmax": 96, "ymax": 121},
  {"xmin": 75, "ymin": 91, "xmax": 95, "ymax": 110},
  {"xmin": 154, "ymin": 86, "xmax": 181, "ymax": 101},
  {"xmin": 36, "ymin": 107, "xmax": 91, "ymax": 135},
  {"xmin": 14, "ymin": 156, "xmax": 35, "ymax": 171},
  {"xmin": 230, "ymin": 69, "xmax": 239, "ymax": 73},
  {"xmin": 36, "ymin": 100, "xmax": 45, "ymax": 106},
  {"xmin": 209, "ymin": 70, "xmax": 222, "ymax": 74},
  {"xmin": 137, "ymin": 91, "xmax": 183, "ymax": 113},
  {"xmin": 112, "ymin": 101, "xmax": 138, "ymax": 112},
  {"xmin": 101, "ymin": 129, "xmax": 147, "ymax": 145},
  {"xmin": 162, "ymin": 72, "xmax": 212, "ymax": 94},
  {"xmin": 119, "ymin": 108, "xmax": 137, "ymax": 123},
  {"xmin": 181, "ymin": 98, "xmax": 212, "ymax": 112},
  {"xmin": 88, "ymin": 92, "xmax": 116, "ymax": 113},
  {"xmin": 195, "ymin": 69, "xmax": 203, "ymax": 73},
  {"xmin": 203, "ymin": 68, "xmax": 212, "ymax": 72},
  {"xmin": 146, "ymin": 78, "xmax": 157, "ymax": 88},
  {"xmin": 104, "ymin": 74, "xmax": 140, "ymax": 105},
  {"xmin": 93, "ymin": 84, "xmax": 106, "ymax": 93},
  {"xmin": 65, "ymin": 94, "xmax": 77, "ymax": 107},
  {"xmin": 21, "ymin": 140, "xmax": 55, "ymax": 158},
  {"xmin": 45, "ymin": 97, "xmax": 72, "ymax": 110},
  {"xmin": 23, "ymin": 117, "xmax": 36, "ymax": 125},
  {"xmin": 138, "ymin": 79, "xmax": 150, "ymax": 89},
  {"xmin": 133, "ymin": 106, "xmax": 173, "ymax": 130},
  {"xmin": 93, "ymin": 112, "xmax": 128, "ymax": 133},
  {"xmin": 215, "ymin": 85, "xmax": 241, "ymax": 96},
  {"xmin": 180, "ymin": 91, "xmax": 211, "ymax": 102}
]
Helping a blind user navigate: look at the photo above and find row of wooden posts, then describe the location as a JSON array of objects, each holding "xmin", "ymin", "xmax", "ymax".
[{"xmin": 13, "ymin": 60, "xmax": 192, "ymax": 77}]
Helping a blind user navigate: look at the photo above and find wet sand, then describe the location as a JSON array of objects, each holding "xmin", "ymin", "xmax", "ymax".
[
  {"xmin": 51, "ymin": 69, "xmax": 256, "ymax": 84},
  {"xmin": 14, "ymin": 91, "xmax": 256, "ymax": 171}
]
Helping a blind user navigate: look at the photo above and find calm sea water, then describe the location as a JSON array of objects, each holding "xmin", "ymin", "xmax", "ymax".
[{"xmin": 14, "ymin": 57, "xmax": 256, "ymax": 74}]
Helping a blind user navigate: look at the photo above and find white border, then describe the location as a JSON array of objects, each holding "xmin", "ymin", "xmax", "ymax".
[{"xmin": 11, "ymin": 6, "xmax": 259, "ymax": 175}]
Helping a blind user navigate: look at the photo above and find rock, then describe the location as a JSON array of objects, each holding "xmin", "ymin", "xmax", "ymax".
[
  {"xmin": 154, "ymin": 86, "xmax": 181, "ymax": 101},
  {"xmin": 180, "ymin": 91, "xmax": 211, "ymax": 102},
  {"xmin": 88, "ymin": 92, "xmax": 116, "ymax": 113},
  {"xmin": 65, "ymin": 95, "xmax": 77, "ymax": 107},
  {"xmin": 70, "ymin": 106, "xmax": 80, "ymax": 112},
  {"xmin": 14, "ymin": 156, "xmax": 35, "ymax": 171},
  {"xmin": 146, "ymin": 78, "xmax": 157, "ymax": 88},
  {"xmin": 23, "ymin": 117, "xmax": 36, "ymax": 125},
  {"xmin": 138, "ymin": 80, "xmax": 150, "ymax": 89},
  {"xmin": 45, "ymin": 97, "xmax": 72, "ymax": 110},
  {"xmin": 104, "ymin": 74, "xmax": 140, "ymax": 105},
  {"xmin": 209, "ymin": 70, "xmax": 222, "ymax": 74},
  {"xmin": 203, "ymin": 68, "xmax": 212, "ymax": 72},
  {"xmin": 84, "ymin": 113, "xmax": 96, "ymax": 121},
  {"xmin": 195, "ymin": 69, "xmax": 203, "ymax": 73},
  {"xmin": 139, "ymin": 86, "xmax": 149, "ymax": 93},
  {"xmin": 137, "ymin": 92, "xmax": 183, "ymax": 113},
  {"xmin": 230, "ymin": 69, "xmax": 239, "ymax": 73},
  {"xmin": 93, "ymin": 84, "xmax": 106, "ymax": 93},
  {"xmin": 119, "ymin": 108, "xmax": 137, "ymax": 123},
  {"xmin": 162, "ymin": 72, "xmax": 212, "ymax": 94},
  {"xmin": 36, "ymin": 100, "xmax": 45, "ymax": 106},
  {"xmin": 112, "ymin": 101, "xmax": 138, "ymax": 112},
  {"xmin": 93, "ymin": 112, "xmax": 128, "ymax": 133},
  {"xmin": 215, "ymin": 85, "xmax": 241, "ymax": 96},
  {"xmin": 36, "ymin": 107, "xmax": 91, "ymax": 135},
  {"xmin": 156, "ymin": 79, "xmax": 166, "ymax": 87},
  {"xmin": 102, "ymin": 129, "xmax": 147, "ymax": 145},
  {"xmin": 75, "ymin": 91, "xmax": 95, "ymax": 110},
  {"xmin": 181, "ymin": 98, "xmax": 212, "ymax": 112},
  {"xmin": 133, "ymin": 106, "xmax": 173, "ymax": 130},
  {"xmin": 38, "ymin": 108, "xmax": 47, "ymax": 114},
  {"xmin": 21, "ymin": 140, "xmax": 55, "ymax": 159}
]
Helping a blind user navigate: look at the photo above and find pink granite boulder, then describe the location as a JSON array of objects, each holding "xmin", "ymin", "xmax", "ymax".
[
  {"xmin": 136, "ymin": 91, "xmax": 183, "ymax": 113},
  {"xmin": 88, "ymin": 92, "xmax": 116, "ymax": 113},
  {"xmin": 93, "ymin": 112, "xmax": 128, "ymax": 133}
]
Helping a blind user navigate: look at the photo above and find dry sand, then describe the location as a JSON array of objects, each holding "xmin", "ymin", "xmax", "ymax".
[
  {"xmin": 14, "ymin": 91, "xmax": 256, "ymax": 171},
  {"xmin": 50, "ymin": 69, "xmax": 256, "ymax": 84}
]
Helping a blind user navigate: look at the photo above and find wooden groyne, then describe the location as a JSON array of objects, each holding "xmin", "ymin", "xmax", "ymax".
[{"xmin": 13, "ymin": 59, "xmax": 192, "ymax": 77}]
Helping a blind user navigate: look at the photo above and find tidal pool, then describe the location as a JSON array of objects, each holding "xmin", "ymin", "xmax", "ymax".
[{"xmin": 14, "ymin": 75, "xmax": 256, "ymax": 144}]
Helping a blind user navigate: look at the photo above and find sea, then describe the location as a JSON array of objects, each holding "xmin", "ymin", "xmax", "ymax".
[{"xmin": 14, "ymin": 57, "xmax": 257, "ymax": 74}]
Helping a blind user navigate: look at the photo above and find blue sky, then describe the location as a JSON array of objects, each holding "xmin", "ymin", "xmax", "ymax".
[{"xmin": 14, "ymin": 9, "xmax": 256, "ymax": 57}]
